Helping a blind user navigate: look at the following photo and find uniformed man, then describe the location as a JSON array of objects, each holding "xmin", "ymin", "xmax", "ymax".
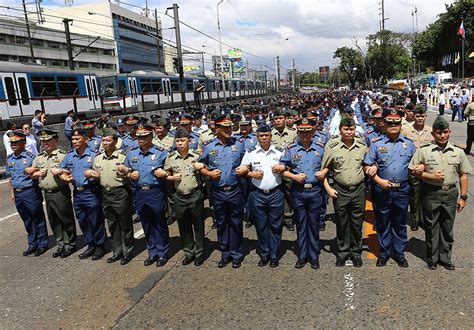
[
  {"xmin": 192, "ymin": 110, "xmax": 208, "ymax": 135},
  {"xmin": 402, "ymin": 105, "xmax": 434, "ymax": 231},
  {"xmin": 6, "ymin": 130, "xmax": 49, "ymax": 257},
  {"xmin": 195, "ymin": 114, "xmax": 247, "ymax": 268},
  {"xmin": 152, "ymin": 117, "xmax": 174, "ymax": 152},
  {"xmin": 176, "ymin": 113, "xmax": 200, "ymax": 150},
  {"xmin": 116, "ymin": 118, "xmax": 127, "ymax": 139},
  {"xmin": 240, "ymin": 125, "xmax": 286, "ymax": 267},
  {"xmin": 121, "ymin": 116, "xmax": 140, "ymax": 152},
  {"xmin": 118, "ymin": 124, "xmax": 170, "ymax": 267},
  {"xmin": 28, "ymin": 129, "xmax": 77, "ymax": 258},
  {"xmin": 409, "ymin": 116, "xmax": 472, "ymax": 270},
  {"xmin": 271, "ymin": 108, "xmax": 297, "ymax": 231},
  {"xmin": 162, "ymin": 128, "xmax": 205, "ymax": 267},
  {"xmin": 320, "ymin": 117, "xmax": 367, "ymax": 267},
  {"xmin": 53, "ymin": 128, "xmax": 107, "ymax": 260},
  {"xmin": 363, "ymin": 109, "xmax": 416, "ymax": 268},
  {"xmin": 84, "ymin": 120, "xmax": 102, "ymax": 153},
  {"xmin": 92, "ymin": 126, "xmax": 134, "ymax": 265},
  {"xmin": 364, "ymin": 106, "xmax": 385, "ymax": 147},
  {"xmin": 281, "ymin": 118, "xmax": 325, "ymax": 269},
  {"xmin": 463, "ymin": 94, "xmax": 474, "ymax": 155}
]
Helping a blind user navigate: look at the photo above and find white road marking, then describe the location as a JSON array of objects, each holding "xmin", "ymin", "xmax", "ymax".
[
  {"xmin": 133, "ymin": 228, "xmax": 144, "ymax": 239},
  {"xmin": 0, "ymin": 179, "xmax": 9, "ymax": 184},
  {"xmin": 343, "ymin": 272, "xmax": 356, "ymax": 310},
  {"xmin": 0, "ymin": 212, "xmax": 19, "ymax": 222}
]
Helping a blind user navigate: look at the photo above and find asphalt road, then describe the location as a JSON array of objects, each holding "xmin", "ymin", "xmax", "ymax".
[{"xmin": 0, "ymin": 110, "xmax": 473, "ymax": 327}]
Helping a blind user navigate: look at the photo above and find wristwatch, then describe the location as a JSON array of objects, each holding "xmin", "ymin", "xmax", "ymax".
[{"xmin": 460, "ymin": 194, "xmax": 468, "ymax": 201}]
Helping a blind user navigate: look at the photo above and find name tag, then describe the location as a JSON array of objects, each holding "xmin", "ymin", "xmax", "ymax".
[{"xmin": 378, "ymin": 146, "xmax": 389, "ymax": 153}]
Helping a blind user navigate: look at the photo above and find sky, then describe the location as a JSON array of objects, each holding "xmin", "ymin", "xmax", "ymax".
[{"xmin": 1, "ymin": 0, "xmax": 457, "ymax": 74}]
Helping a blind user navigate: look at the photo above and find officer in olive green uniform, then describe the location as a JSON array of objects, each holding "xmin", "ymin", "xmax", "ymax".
[
  {"xmin": 320, "ymin": 117, "xmax": 367, "ymax": 267},
  {"xmin": 92, "ymin": 126, "xmax": 134, "ymax": 265},
  {"xmin": 409, "ymin": 116, "xmax": 472, "ymax": 270},
  {"xmin": 29, "ymin": 129, "xmax": 77, "ymax": 258},
  {"xmin": 163, "ymin": 128, "xmax": 205, "ymax": 266},
  {"xmin": 152, "ymin": 117, "xmax": 174, "ymax": 152}
]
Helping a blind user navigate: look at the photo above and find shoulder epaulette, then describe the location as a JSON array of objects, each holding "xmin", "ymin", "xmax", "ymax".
[
  {"xmin": 403, "ymin": 136, "xmax": 413, "ymax": 142},
  {"xmin": 371, "ymin": 136, "xmax": 383, "ymax": 143},
  {"xmin": 274, "ymin": 146, "xmax": 283, "ymax": 152},
  {"xmin": 453, "ymin": 143, "xmax": 464, "ymax": 149},
  {"xmin": 287, "ymin": 142, "xmax": 297, "ymax": 149},
  {"xmin": 355, "ymin": 138, "xmax": 366, "ymax": 146},
  {"xmin": 58, "ymin": 149, "xmax": 67, "ymax": 154},
  {"xmin": 66, "ymin": 148, "xmax": 75, "ymax": 154},
  {"xmin": 169, "ymin": 150, "xmax": 177, "ymax": 157},
  {"xmin": 328, "ymin": 140, "xmax": 340, "ymax": 149},
  {"xmin": 26, "ymin": 151, "xmax": 34, "ymax": 158},
  {"xmin": 316, "ymin": 141, "xmax": 325, "ymax": 148},
  {"xmin": 247, "ymin": 146, "xmax": 257, "ymax": 153},
  {"xmin": 130, "ymin": 146, "xmax": 139, "ymax": 151},
  {"xmin": 420, "ymin": 143, "xmax": 431, "ymax": 148},
  {"xmin": 118, "ymin": 149, "xmax": 128, "ymax": 155}
]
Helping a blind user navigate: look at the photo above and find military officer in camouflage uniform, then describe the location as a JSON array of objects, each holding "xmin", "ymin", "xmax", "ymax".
[
  {"xmin": 28, "ymin": 129, "xmax": 77, "ymax": 258},
  {"xmin": 92, "ymin": 126, "xmax": 134, "ymax": 265},
  {"xmin": 162, "ymin": 128, "xmax": 205, "ymax": 267},
  {"xmin": 320, "ymin": 117, "xmax": 367, "ymax": 267},
  {"xmin": 409, "ymin": 116, "xmax": 472, "ymax": 270}
]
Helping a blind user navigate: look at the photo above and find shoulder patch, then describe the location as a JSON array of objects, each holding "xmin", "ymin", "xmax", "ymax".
[
  {"xmin": 420, "ymin": 143, "xmax": 431, "ymax": 148},
  {"xmin": 371, "ymin": 136, "xmax": 383, "ymax": 143},
  {"xmin": 119, "ymin": 149, "xmax": 128, "ymax": 155},
  {"xmin": 328, "ymin": 140, "xmax": 340, "ymax": 149},
  {"xmin": 58, "ymin": 149, "xmax": 67, "ymax": 154},
  {"xmin": 287, "ymin": 142, "xmax": 296, "ymax": 149},
  {"xmin": 316, "ymin": 141, "xmax": 325, "ymax": 148}
]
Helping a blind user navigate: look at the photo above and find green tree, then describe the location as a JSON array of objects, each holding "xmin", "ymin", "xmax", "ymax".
[{"xmin": 333, "ymin": 47, "xmax": 366, "ymax": 88}]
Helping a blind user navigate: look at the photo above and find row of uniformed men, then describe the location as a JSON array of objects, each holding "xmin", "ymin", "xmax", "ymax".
[{"xmin": 6, "ymin": 95, "xmax": 471, "ymax": 269}]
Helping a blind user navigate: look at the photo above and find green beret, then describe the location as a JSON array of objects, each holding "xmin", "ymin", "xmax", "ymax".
[
  {"xmin": 102, "ymin": 127, "xmax": 117, "ymax": 137},
  {"xmin": 340, "ymin": 117, "xmax": 355, "ymax": 127},
  {"xmin": 174, "ymin": 127, "xmax": 190, "ymax": 138},
  {"xmin": 432, "ymin": 115, "xmax": 449, "ymax": 130},
  {"xmin": 413, "ymin": 104, "xmax": 426, "ymax": 114},
  {"xmin": 273, "ymin": 107, "xmax": 284, "ymax": 117}
]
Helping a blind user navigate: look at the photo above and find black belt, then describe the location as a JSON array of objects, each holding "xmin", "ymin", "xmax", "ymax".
[
  {"xmin": 176, "ymin": 188, "xmax": 199, "ymax": 198},
  {"xmin": 302, "ymin": 182, "xmax": 319, "ymax": 189},
  {"xmin": 255, "ymin": 185, "xmax": 281, "ymax": 194},
  {"xmin": 214, "ymin": 184, "xmax": 239, "ymax": 192},
  {"xmin": 44, "ymin": 187, "xmax": 65, "ymax": 193},
  {"xmin": 424, "ymin": 182, "xmax": 456, "ymax": 191},
  {"xmin": 136, "ymin": 185, "xmax": 161, "ymax": 191},
  {"xmin": 334, "ymin": 181, "xmax": 363, "ymax": 191},
  {"xmin": 13, "ymin": 186, "xmax": 34, "ymax": 192},
  {"xmin": 103, "ymin": 185, "xmax": 127, "ymax": 192},
  {"xmin": 74, "ymin": 185, "xmax": 97, "ymax": 192}
]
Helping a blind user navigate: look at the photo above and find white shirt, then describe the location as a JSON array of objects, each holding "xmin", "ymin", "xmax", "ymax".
[
  {"xmin": 328, "ymin": 112, "xmax": 364, "ymax": 137},
  {"xmin": 3, "ymin": 131, "xmax": 13, "ymax": 156},
  {"xmin": 193, "ymin": 124, "xmax": 208, "ymax": 135},
  {"xmin": 240, "ymin": 145, "xmax": 283, "ymax": 191},
  {"xmin": 25, "ymin": 134, "xmax": 38, "ymax": 156},
  {"xmin": 439, "ymin": 93, "xmax": 446, "ymax": 105}
]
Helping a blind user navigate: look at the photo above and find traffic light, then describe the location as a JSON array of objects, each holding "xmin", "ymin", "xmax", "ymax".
[{"xmin": 173, "ymin": 57, "xmax": 179, "ymax": 71}]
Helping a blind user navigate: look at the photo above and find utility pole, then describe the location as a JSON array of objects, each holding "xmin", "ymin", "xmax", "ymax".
[
  {"xmin": 217, "ymin": 0, "xmax": 227, "ymax": 103},
  {"xmin": 275, "ymin": 55, "xmax": 280, "ymax": 92},
  {"xmin": 154, "ymin": 9, "xmax": 162, "ymax": 72},
  {"xmin": 201, "ymin": 51, "xmax": 205, "ymax": 76},
  {"xmin": 169, "ymin": 4, "xmax": 186, "ymax": 106},
  {"xmin": 381, "ymin": 0, "xmax": 385, "ymax": 30},
  {"xmin": 291, "ymin": 58, "xmax": 295, "ymax": 91},
  {"xmin": 22, "ymin": 0, "xmax": 35, "ymax": 62},
  {"xmin": 63, "ymin": 18, "xmax": 74, "ymax": 70}
]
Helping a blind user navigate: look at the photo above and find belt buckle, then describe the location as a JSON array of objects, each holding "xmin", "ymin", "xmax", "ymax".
[
  {"xmin": 15, "ymin": 188, "xmax": 23, "ymax": 192},
  {"xmin": 304, "ymin": 183, "xmax": 313, "ymax": 189},
  {"xmin": 46, "ymin": 189, "xmax": 53, "ymax": 193},
  {"xmin": 76, "ymin": 186, "xmax": 84, "ymax": 191},
  {"xmin": 141, "ymin": 185, "xmax": 150, "ymax": 190},
  {"xmin": 223, "ymin": 186, "xmax": 231, "ymax": 191},
  {"xmin": 391, "ymin": 182, "xmax": 401, "ymax": 188},
  {"xmin": 262, "ymin": 189, "xmax": 270, "ymax": 193},
  {"xmin": 105, "ymin": 186, "xmax": 111, "ymax": 192},
  {"xmin": 348, "ymin": 186, "xmax": 356, "ymax": 191},
  {"xmin": 441, "ymin": 185, "xmax": 450, "ymax": 191}
]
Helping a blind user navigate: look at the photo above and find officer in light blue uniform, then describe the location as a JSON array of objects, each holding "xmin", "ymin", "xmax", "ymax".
[
  {"xmin": 172, "ymin": 113, "xmax": 200, "ymax": 150},
  {"xmin": 121, "ymin": 124, "xmax": 170, "ymax": 267},
  {"xmin": 6, "ymin": 130, "xmax": 49, "ymax": 256},
  {"xmin": 197, "ymin": 113, "xmax": 247, "ymax": 268},
  {"xmin": 121, "ymin": 115, "xmax": 140, "ymax": 152},
  {"xmin": 83, "ymin": 120, "xmax": 102, "ymax": 153},
  {"xmin": 363, "ymin": 108, "xmax": 416, "ymax": 268},
  {"xmin": 364, "ymin": 107, "xmax": 385, "ymax": 146},
  {"xmin": 58, "ymin": 128, "xmax": 107, "ymax": 260},
  {"xmin": 281, "ymin": 118, "xmax": 325, "ymax": 270}
]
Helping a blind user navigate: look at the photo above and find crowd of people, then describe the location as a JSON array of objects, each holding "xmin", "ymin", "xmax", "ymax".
[{"xmin": 4, "ymin": 88, "xmax": 472, "ymax": 270}]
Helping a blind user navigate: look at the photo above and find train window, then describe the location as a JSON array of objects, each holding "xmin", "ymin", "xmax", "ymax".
[
  {"xmin": 4, "ymin": 77, "xmax": 17, "ymax": 106},
  {"xmin": 31, "ymin": 75, "xmax": 56, "ymax": 97},
  {"xmin": 86, "ymin": 79, "xmax": 92, "ymax": 101},
  {"xmin": 92, "ymin": 79, "xmax": 98, "ymax": 100},
  {"xmin": 214, "ymin": 81, "xmax": 220, "ymax": 91},
  {"xmin": 58, "ymin": 76, "xmax": 79, "ymax": 96},
  {"xmin": 186, "ymin": 80, "xmax": 194, "ymax": 91},
  {"xmin": 141, "ymin": 79, "xmax": 161, "ymax": 93},
  {"xmin": 170, "ymin": 80, "xmax": 180, "ymax": 92},
  {"xmin": 18, "ymin": 77, "xmax": 30, "ymax": 105},
  {"xmin": 99, "ymin": 76, "xmax": 118, "ymax": 97},
  {"xmin": 118, "ymin": 80, "xmax": 127, "ymax": 97}
]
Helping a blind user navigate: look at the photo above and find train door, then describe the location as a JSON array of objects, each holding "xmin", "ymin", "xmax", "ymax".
[
  {"xmin": 128, "ymin": 76, "xmax": 138, "ymax": 107},
  {"xmin": 1, "ymin": 73, "xmax": 30, "ymax": 117},
  {"xmin": 162, "ymin": 78, "xmax": 172, "ymax": 103},
  {"xmin": 84, "ymin": 75, "xmax": 98, "ymax": 109}
]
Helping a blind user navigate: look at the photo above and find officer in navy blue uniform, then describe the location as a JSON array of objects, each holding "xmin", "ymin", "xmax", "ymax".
[
  {"xmin": 363, "ymin": 108, "xmax": 416, "ymax": 268},
  {"xmin": 195, "ymin": 113, "xmax": 247, "ymax": 268},
  {"xmin": 6, "ymin": 130, "xmax": 49, "ymax": 256},
  {"xmin": 119, "ymin": 124, "xmax": 170, "ymax": 267},
  {"xmin": 83, "ymin": 120, "xmax": 102, "ymax": 153},
  {"xmin": 54, "ymin": 128, "xmax": 107, "ymax": 260},
  {"xmin": 281, "ymin": 118, "xmax": 325, "ymax": 269}
]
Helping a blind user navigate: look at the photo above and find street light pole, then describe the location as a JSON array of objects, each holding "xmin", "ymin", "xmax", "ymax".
[{"xmin": 217, "ymin": 0, "xmax": 227, "ymax": 103}]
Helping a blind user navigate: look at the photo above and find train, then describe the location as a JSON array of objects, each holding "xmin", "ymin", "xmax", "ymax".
[{"xmin": 0, "ymin": 61, "xmax": 267, "ymax": 129}]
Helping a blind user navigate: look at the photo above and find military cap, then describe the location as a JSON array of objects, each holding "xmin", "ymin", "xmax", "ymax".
[
  {"xmin": 138, "ymin": 117, "xmax": 149, "ymax": 124},
  {"xmin": 67, "ymin": 109, "xmax": 74, "ymax": 114},
  {"xmin": 371, "ymin": 106, "xmax": 383, "ymax": 119},
  {"xmin": 102, "ymin": 126, "xmax": 117, "ymax": 137},
  {"xmin": 83, "ymin": 120, "xmax": 96, "ymax": 130},
  {"xmin": 214, "ymin": 114, "xmax": 233, "ymax": 127},
  {"xmin": 432, "ymin": 115, "xmax": 450, "ymax": 130},
  {"xmin": 169, "ymin": 110, "xmax": 180, "ymax": 117},
  {"xmin": 155, "ymin": 117, "xmax": 170, "ymax": 126},
  {"xmin": 255, "ymin": 114, "xmax": 267, "ymax": 126},
  {"xmin": 240, "ymin": 116, "xmax": 252, "ymax": 125},
  {"xmin": 340, "ymin": 117, "xmax": 355, "ymax": 127},
  {"xmin": 405, "ymin": 103, "xmax": 415, "ymax": 110},
  {"xmin": 125, "ymin": 115, "xmax": 139, "ymax": 126},
  {"xmin": 174, "ymin": 127, "xmax": 190, "ymax": 138},
  {"xmin": 150, "ymin": 114, "xmax": 160, "ymax": 121},
  {"xmin": 256, "ymin": 125, "xmax": 271, "ymax": 133},
  {"xmin": 413, "ymin": 104, "xmax": 426, "ymax": 114},
  {"xmin": 273, "ymin": 107, "xmax": 285, "ymax": 117},
  {"xmin": 8, "ymin": 130, "xmax": 26, "ymax": 142},
  {"xmin": 230, "ymin": 113, "xmax": 242, "ymax": 122},
  {"xmin": 38, "ymin": 129, "xmax": 59, "ymax": 141},
  {"xmin": 116, "ymin": 118, "xmax": 125, "ymax": 126},
  {"xmin": 72, "ymin": 128, "xmax": 87, "ymax": 137},
  {"xmin": 135, "ymin": 124, "xmax": 154, "ymax": 137},
  {"xmin": 193, "ymin": 111, "xmax": 203, "ymax": 119},
  {"xmin": 383, "ymin": 108, "xmax": 405, "ymax": 123},
  {"xmin": 343, "ymin": 106, "xmax": 354, "ymax": 113},
  {"xmin": 295, "ymin": 118, "xmax": 315, "ymax": 132},
  {"xmin": 179, "ymin": 113, "xmax": 194, "ymax": 125}
]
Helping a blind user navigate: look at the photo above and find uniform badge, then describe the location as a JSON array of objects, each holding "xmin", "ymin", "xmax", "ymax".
[
  {"xmin": 86, "ymin": 157, "xmax": 92, "ymax": 163},
  {"xmin": 231, "ymin": 145, "xmax": 237, "ymax": 152},
  {"xmin": 402, "ymin": 143, "xmax": 407, "ymax": 150},
  {"xmin": 151, "ymin": 154, "xmax": 157, "ymax": 161},
  {"xmin": 23, "ymin": 159, "xmax": 28, "ymax": 165},
  {"xmin": 209, "ymin": 150, "xmax": 218, "ymax": 156},
  {"xmin": 8, "ymin": 162, "xmax": 14, "ymax": 168},
  {"xmin": 378, "ymin": 146, "xmax": 389, "ymax": 153},
  {"xmin": 315, "ymin": 151, "xmax": 320, "ymax": 157},
  {"xmin": 132, "ymin": 156, "xmax": 139, "ymax": 161}
]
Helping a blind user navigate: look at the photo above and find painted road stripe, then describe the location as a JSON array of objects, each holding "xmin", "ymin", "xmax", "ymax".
[
  {"xmin": 0, "ymin": 212, "xmax": 18, "ymax": 222},
  {"xmin": 363, "ymin": 196, "xmax": 379, "ymax": 260},
  {"xmin": 133, "ymin": 228, "xmax": 144, "ymax": 239},
  {"xmin": 0, "ymin": 179, "xmax": 9, "ymax": 184}
]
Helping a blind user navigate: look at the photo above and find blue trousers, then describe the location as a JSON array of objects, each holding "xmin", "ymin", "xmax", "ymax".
[
  {"xmin": 291, "ymin": 186, "xmax": 322, "ymax": 260},
  {"xmin": 73, "ymin": 186, "xmax": 106, "ymax": 246},
  {"xmin": 14, "ymin": 187, "xmax": 48, "ymax": 249},
  {"xmin": 250, "ymin": 187, "xmax": 284, "ymax": 259},
  {"xmin": 372, "ymin": 184, "xmax": 409, "ymax": 259},
  {"xmin": 211, "ymin": 187, "xmax": 244, "ymax": 260},
  {"xmin": 134, "ymin": 187, "xmax": 169, "ymax": 258},
  {"xmin": 239, "ymin": 176, "xmax": 253, "ymax": 223},
  {"xmin": 320, "ymin": 189, "xmax": 328, "ymax": 225}
]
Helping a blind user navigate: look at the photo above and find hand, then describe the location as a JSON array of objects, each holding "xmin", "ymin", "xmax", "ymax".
[
  {"xmin": 154, "ymin": 168, "xmax": 168, "ymax": 178},
  {"xmin": 83, "ymin": 169, "xmax": 95, "ymax": 178},
  {"xmin": 431, "ymin": 170, "xmax": 445, "ymax": 182},
  {"xmin": 412, "ymin": 164, "xmax": 425, "ymax": 176},
  {"xmin": 457, "ymin": 199, "xmax": 466, "ymax": 213},
  {"xmin": 377, "ymin": 179, "xmax": 393, "ymax": 191},
  {"xmin": 61, "ymin": 174, "xmax": 74, "ymax": 183},
  {"xmin": 365, "ymin": 165, "xmax": 377, "ymax": 177},
  {"xmin": 193, "ymin": 162, "xmax": 205, "ymax": 171},
  {"xmin": 38, "ymin": 169, "xmax": 48, "ymax": 178},
  {"xmin": 235, "ymin": 166, "xmax": 247, "ymax": 176},
  {"xmin": 24, "ymin": 167, "xmax": 37, "ymax": 175},
  {"xmin": 130, "ymin": 171, "xmax": 140, "ymax": 180},
  {"xmin": 170, "ymin": 173, "xmax": 182, "ymax": 182},
  {"xmin": 294, "ymin": 173, "xmax": 307, "ymax": 184},
  {"xmin": 271, "ymin": 164, "xmax": 286, "ymax": 173},
  {"xmin": 251, "ymin": 169, "xmax": 264, "ymax": 180},
  {"xmin": 11, "ymin": 192, "xmax": 14, "ymax": 203},
  {"xmin": 117, "ymin": 165, "xmax": 129, "ymax": 175},
  {"xmin": 327, "ymin": 187, "xmax": 338, "ymax": 199},
  {"xmin": 50, "ymin": 168, "xmax": 64, "ymax": 176},
  {"xmin": 315, "ymin": 171, "xmax": 325, "ymax": 181},
  {"xmin": 209, "ymin": 169, "xmax": 221, "ymax": 181}
]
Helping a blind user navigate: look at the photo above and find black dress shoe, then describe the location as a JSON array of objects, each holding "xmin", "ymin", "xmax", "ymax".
[
  {"xmin": 52, "ymin": 248, "xmax": 64, "ymax": 258},
  {"xmin": 156, "ymin": 257, "xmax": 168, "ymax": 267},
  {"xmin": 107, "ymin": 254, "xmax": 123, "ymax": 263},
  {"xmin": 61, "ymin": 247, "xmax": 76, "ymax": 258},
  {"xmin": 394, "ymin": 256, "xmax": 409, "ymax": 268},
  {"xmin": 376, "ymin": 256, "xmax": 389, "ymax": 267},
  {"xmin": 34, "ymin": 247, "xmax": 48, "ymax": 257},
  {"xmin": 310, "ymin": 259, "xmax": 320, "ymax": 269},
  {"xmin": 218, "ymin": 257, "xmax": 232, "ymax": 268},
  {"xmin": 335, "ymin": 257, "xmax": 346, "ymax": 267},
  {"xmin": 245, "ymin": 222, "xmax": 253, "ymax": 228},
  {"xmin": 211, "ymin": 221, "xmax": 217, "ymax": 229},
  {"xmin": 320, "ymin": 222, "xmax": 326, "ymax": 231},
  {"xmin": 144, "ymin": 255, "xmax": 158, "ymax": 266},
  {"xmin": 182, "ymin": 256, "xmax": 195, "ymax": 265},
  {"xmin": 232, "ymin": 259, "xmax": 242, "ymax": 268},
  {"xmin": 121, "ymin": 255, "xmax": 133, "ymax": 265},
  {"xmin": 91, "ymin": 245, "xmax": 105, "ymax": 261},
  {"xmin": 286, "ymin": 223, "xmax": 295, "ymax": 231},
  {"xmin": 23, "ymin": 247, "xmax": 37, "ymax": 256},
  {"xmin": 194, "ymin": 257, "xmax": 204, "ymax": 266},
  {"xmin": 427, "ymin": 262, "xmax": 438, "ymax": 270},
  {"xmin": 258, "ymin": 257, "xmax": 270, "ymax": 267},
  {"xmin": 269, "ymin": 258, "xmax": 279, "ymax": 268},
  {"xmin": 352, "ymin": 257, "xmax": 363, "ymax": 268},
  {"xmin": 79, "ymin": 246, "xmax": 95, "ymax": 259},
  {"xmin": 439, "ymin": 261, "xmax": 455, "ymax": 270},
  {"xmin": 295, "ymin": 258, "xmax": 307, "ymax": 269},
  {"xmin": 166, "ymin": 217, "xmax": 175, "ymax": 225},
  {"xmin": 410, "ymin": 224, "xmax": 419, "ymax": 231}
]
